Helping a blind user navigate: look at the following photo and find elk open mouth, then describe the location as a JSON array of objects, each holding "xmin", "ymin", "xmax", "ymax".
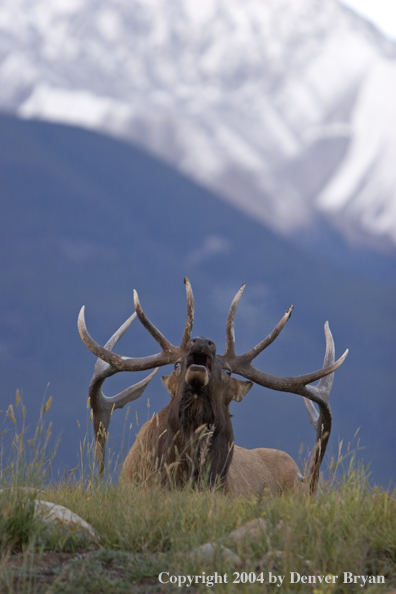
[
  {"xmin": 189, "ymin": 352, "xmax": 211, "ymax": 368},
  {"xmin": 185, "ymin": 352, "xmax": 212, "ymax": 389}
]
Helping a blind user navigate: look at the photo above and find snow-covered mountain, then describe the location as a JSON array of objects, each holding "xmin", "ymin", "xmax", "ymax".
[{"xmin": 1, "ymin": 0, "xmax": 395, "ymax": 251}]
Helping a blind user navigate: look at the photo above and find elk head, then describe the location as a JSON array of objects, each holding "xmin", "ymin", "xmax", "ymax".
[{"xmin": 78, "ymin": 278, "xmax": 348, "ymax": 492}]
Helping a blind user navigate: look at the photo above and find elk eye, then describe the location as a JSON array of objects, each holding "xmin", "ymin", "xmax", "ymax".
[
  {"xmin": 224, "ymin": 368, "xmax": 231, "ymax": 376},
  {"xmin": 174, "ymin": 362, "xmax": 181, "ymax": 370}
]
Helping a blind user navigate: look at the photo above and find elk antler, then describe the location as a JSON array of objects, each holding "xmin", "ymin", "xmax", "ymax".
[
  {"xmin": 222, "ymin": 285, "xmax": 348, "ymax": 493},
  {"xmin": 78, "ymin": 277, "xmax": 195, "ymax": 372},
  {"xmin": 87, "ymin": 313, "xmax": 158, "ymax": 475},
  {"xmin": 79, "ymin": 278, "xmax": 194, "ymax": 475}
]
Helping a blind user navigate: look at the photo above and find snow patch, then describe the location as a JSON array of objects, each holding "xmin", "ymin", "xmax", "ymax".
[
  {"xmin": 317, "ymin": 57, "xmax": 396, "ymax": 241},
  {"xmin": 303, "ymin": 122, "xmax": 352, "ymax": 143},
  {"xmin": 18, "ymin": 85, "xmax": 133, "ymax": 131},
  {"xmin": 97, "ymin": 9, "xmax": 123, "ymax": 42}
]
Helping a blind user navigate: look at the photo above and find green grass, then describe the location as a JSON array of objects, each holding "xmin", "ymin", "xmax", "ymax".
[{"xmin": 1, "ymin": 395, "xmax": 395, "ymax": 593}]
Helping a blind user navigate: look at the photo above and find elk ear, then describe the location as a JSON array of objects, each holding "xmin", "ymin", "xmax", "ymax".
[
  {"xmin": 230, "ymin": 378, "xmax": 253, "ymax": 403},
  {"xmin": 162, "ymin": 375, "xmax": 176, "ymax": 398}
]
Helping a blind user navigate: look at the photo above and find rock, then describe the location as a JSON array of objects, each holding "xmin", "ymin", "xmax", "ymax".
[
  {"xmin": 189, "ymin": 543, "xmax": 241, "ymax": 566},
  {"xmin": 258, "ymin": 550, "xmax": 284, "ymax": 572},
  {"xmin": 0, "ymin": 489, "xmax": 99, "ymax": 548},
  {"xmin": 228, "ymin": 518, "xmax": 267, "ymax": 545},
  {"xmin": 34, "ymin": 500, "xmax": 99, "ymax": 543}
]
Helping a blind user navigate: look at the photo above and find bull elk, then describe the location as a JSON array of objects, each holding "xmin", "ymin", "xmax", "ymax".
[{"xmin": 78, "ymin": 278, "xmax": 348, "ymax": 495}]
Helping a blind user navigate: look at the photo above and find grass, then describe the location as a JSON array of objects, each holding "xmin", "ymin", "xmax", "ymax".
[{"xmin": 0, "ymin": 394, "xmax": 395, "ymax": 593}]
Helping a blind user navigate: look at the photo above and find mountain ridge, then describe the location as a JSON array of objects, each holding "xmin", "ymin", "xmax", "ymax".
[{"xmin": 1, "ymin": 0, "xmax": 395, "ymax": 255}]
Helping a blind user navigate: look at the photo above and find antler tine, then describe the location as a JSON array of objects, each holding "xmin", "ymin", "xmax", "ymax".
[
  {"xmin": 303, "ymin": 322, "xmax": 336, "ymax": 429},
  {"xmin": 79, "ymin": 306, "xmax": 176, "ymax": 371},
  {"xmin": 92, "ymin": 369, "xmax": 158, "ymax": 476},
  {"xmin": 87, "ymin": 314, "xmax": 159, "ymax": 475},
  {"xmin": 224, "ymin": 284, "xmax": 245, "ymax": 357},
  {"xmin": 104, "ymin": 312, "xmax": 137, "ymax": 352},
  {"xmin": 239, "ymin": 305, "xmax": 294, "ymax": 364},
  {"xmin": 180, "ymin": 277, "xmax": 195, "ymax": 348},
  {"xmin": 79, "ymin": 279, "xmax": 196, "ymax": 372},
  {"xmin": 229, "ymin": 343, "xmax": 348, "ymax": 394},
  {"xmin": 302, "ymin": 323, "xmax": 349, "ymax": 493},
  {"xmin": 223, "ymin": 288, "xmax": 292, "ymax": 361},
  {"xmin": 91, "ymin": 313, "xmax": 137, "ymax": 382},
  {"xmin": 133, "ymin": 289, "xmax": 173, "ymax": 353}
]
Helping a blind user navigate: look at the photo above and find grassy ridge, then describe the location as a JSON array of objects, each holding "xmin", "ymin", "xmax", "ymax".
[
  {"xmin": 0, "ymin": 398, "xmax": 395, "ymax": 593},
  {"xmin": 1, "ymin": 472, "xmax": 395, "ymax": 593}
]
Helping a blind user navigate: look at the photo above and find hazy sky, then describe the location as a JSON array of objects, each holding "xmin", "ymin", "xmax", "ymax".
[{"xmin": 339, "ymin": 0, "xmax": 396, "ymax": 41}]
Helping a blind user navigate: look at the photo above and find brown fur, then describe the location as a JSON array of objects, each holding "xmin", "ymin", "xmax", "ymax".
[
  {"xmin": 131, "ymin": 337, "xmax": 249, "ymax": 489},
  {"xmin": 225, "ymin": 446, "xmax": 306, "ymax": 496},
  {"xmin": 120, "ymin": 338, "xmax": 306, "ymax": 495},
  {"xmin": 121, "ymin": 378, "xmax": 237, "ymax": 488},
  {"xmin": 121, "ymin": 413, "xmax": 306, "ymax": 495}
]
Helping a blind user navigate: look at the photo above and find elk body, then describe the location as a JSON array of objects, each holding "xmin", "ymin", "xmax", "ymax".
[{"xmin": 78, "ymin": 279, "xmax": 348, "ymax": 495}]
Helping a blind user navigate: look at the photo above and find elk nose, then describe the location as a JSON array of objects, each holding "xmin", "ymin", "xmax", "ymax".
[{"xmin": 189, "ymin": 337, "xmax": 216, "ymax": 352}]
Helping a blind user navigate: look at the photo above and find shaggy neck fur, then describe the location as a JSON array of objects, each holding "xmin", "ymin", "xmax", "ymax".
[{"xmin": 165, "ymin": 385, "xmax": 234, "ymax": 488}]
